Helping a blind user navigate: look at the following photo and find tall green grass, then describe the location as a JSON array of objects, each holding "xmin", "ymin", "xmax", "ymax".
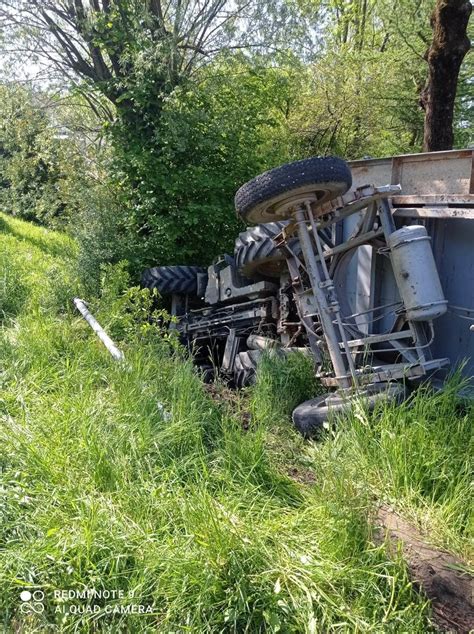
[
  {"xmin": 252, "ymin": 353, "xmax": 473, "ymax": 561},
  {"xmin": 303, "ymin": 378, "xmax": 473, "ymax": 559},
  {"xmin": 0, "ymin": 212, "xmax": 468, "ymax": 632}
]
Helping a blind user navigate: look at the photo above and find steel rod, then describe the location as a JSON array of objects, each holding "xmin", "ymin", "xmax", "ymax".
[
  {"xmin": 340, "ymin": 329, "xmax": 415, "ymax": 349},
  {"xmin": 378, "ymin": 198, "xmax": 397, "ymax": 236},
  {"xmin": 305, "ymin": 203, "xmax": 359, "ymax": 383},
  {"xmin": 73, "ymin": 298, "xmax": 125, "ymax": 362},
  {"xmin": 294, "ymin": 207, "xmax": 351, "ymax": 386}
]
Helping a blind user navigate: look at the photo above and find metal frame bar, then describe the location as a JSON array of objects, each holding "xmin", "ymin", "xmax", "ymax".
[
  {"xmin": 294, "ymin": 207, "xmax": 352, "ymax": 386},
  {"xmin": 319, "ymin": 358, "xmax": 449, "ymax": 387},
  {"xmin": 340, "ymin": 329, "xmax": 414, "ymax": 349},
  {"xmin": 305, "ymin": 202, "xmax": 359, "ymax": 382}
]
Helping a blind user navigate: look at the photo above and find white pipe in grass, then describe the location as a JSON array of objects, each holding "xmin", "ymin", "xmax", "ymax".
[{"xmin": 73, "ymin": 297, "xmax": 125, "ymax": 362}]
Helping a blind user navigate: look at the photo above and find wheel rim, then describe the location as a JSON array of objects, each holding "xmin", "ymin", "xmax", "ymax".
[{"xmin": 245, "ymin": 183, "xmax": 346, "ymax": 224}]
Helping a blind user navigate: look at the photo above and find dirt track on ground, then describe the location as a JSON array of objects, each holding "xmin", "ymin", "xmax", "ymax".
[{"xmin": 375, "ymin": 505, "xmax": 474, "ymax": 633}]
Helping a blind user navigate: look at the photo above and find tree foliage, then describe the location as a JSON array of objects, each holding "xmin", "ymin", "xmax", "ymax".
[
  {"xmin": 0, "ymin": 84, "xmax": 82, "ymax": 225},
  {"xmin": 0, "ymin": 1, "xmax": 304, "ymax": 273},
  {"xmin": 0, "ymin": 0, "xmax": 472, "ymax": 279},
  {"xmin": 87, "ymin": 58, "xmax": 303, "ymax": 273},
  {"xmin": 290, "ymin": 0, "xmax": 473, "ymax": 157}
]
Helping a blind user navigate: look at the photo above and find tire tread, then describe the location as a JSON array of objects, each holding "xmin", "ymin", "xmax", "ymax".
[
  {"xmin": 141, "ymin": 265, "xmax": 207, "ymax": 295},
  {"xmin": 235, "ymin": 156, "xmax": 352, "ymax": 222}
]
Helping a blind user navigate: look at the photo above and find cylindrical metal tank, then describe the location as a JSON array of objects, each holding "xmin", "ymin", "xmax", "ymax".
[{"xmin": 388, "ymin": 225, "xmax": 448, "ymax": 321}]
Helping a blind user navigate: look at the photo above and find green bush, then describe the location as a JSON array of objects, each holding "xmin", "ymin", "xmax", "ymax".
[
  {"xmin": 0, "ymin": 85, "xmax": 87, "ymax": 228},
  {"xmin": 94, "ymin": 60, "xmax": 297, "ymax": 277}
]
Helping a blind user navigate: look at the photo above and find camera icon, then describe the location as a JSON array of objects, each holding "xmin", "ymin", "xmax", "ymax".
[{"xmin": 20, "ymin": 589, "xmax": 44, "ymax": 614}]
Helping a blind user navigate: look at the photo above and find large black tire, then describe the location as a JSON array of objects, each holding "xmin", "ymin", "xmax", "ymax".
[
  {"xmin": 292, "ymin": 382, "xmax": 408, "ymax": 438},
  {"xmin": 141, "ymin": 265, "xmax": 207, "ymax": 295},
  {"xmin": 234, "ymin": 350, "xmax": 262, "ymax": 388},
  {"xmin": 235, "ymin": 156, "xmax": 352, "ymax": 224},
  {"xmin": 234, "ymin": 221, "xmax": 299, "ymax": 279}
]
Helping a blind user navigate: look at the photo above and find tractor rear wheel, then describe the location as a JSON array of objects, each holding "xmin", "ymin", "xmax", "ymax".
[
  {"xmin": 141, "ymin": 265, "xmax": 207, "ymax": 295},
  {"xmin": 234, "ymin": 221, "xmax": 299, "ymax": 279}
]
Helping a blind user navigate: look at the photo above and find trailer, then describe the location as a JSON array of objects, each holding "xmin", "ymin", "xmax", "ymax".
[{"xmin": 347, "ymin": 149, "xmax": 474, "ymax": 379}]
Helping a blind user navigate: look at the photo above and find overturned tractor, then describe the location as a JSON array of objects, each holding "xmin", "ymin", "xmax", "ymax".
[{"xmin": 142, "ymin": 151, "xmax": 474, "ymax": 435}]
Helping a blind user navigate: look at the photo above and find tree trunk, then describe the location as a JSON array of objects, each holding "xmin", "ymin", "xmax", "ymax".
[{"xmin": 420, "ymin": 0, "xmax": 472, "ymax": 152}]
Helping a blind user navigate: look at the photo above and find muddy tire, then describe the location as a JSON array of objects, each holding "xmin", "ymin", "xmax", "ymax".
[
  {"xmin": 141, "ymin": 265, "xmax": 207, "ymax": 295},
  {"xmin": 234, "ymin": 221, "xmax": 299, "ymax": 279},
  {"xmin": 235, "ymin": 156, "xmax": 352, "ymax": 224},
  {"xmin": 234, "ymin": 350, "xmax": 262, "ymax": 388},
  {"xmin": 292, "ymin": 382, "xmax": 408, "ymax": 438}
]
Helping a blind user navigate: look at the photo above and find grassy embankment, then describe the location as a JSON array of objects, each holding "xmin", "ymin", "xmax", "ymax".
[{"xmin": 0, "ymin": 212, "xmax": 472, "ymax": 632}]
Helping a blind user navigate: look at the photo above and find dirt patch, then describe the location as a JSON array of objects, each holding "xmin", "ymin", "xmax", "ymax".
[
  {"xmin": 375, "ymin": 505, "xmax": 474, "ymax": 633},
  {"xmin": 205, "ymin": 384, "xmax": 317, "ymax": 478},
  {"xmin": 286, "ymin": 465, "xmax": 317, "ymax": 485},
  {"xmin": 204, "ymin": 382, "xmax": 238, "ymax": 405},
  {"xmin": 204, "ymin": 383, "xmax": 252, "ymax": 430}
]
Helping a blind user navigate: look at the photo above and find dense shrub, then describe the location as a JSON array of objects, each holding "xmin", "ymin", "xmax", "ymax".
[
  {"xmin": 0, "ymin": 85, "xmax": 87, "ymax": 228},
  {"xmin": 96, "ymin": 61, "xmax": 295, "ymax": 277}
]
